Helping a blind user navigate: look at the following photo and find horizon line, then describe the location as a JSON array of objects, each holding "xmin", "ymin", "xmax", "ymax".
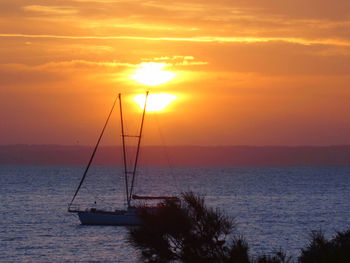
[{"xmin": 2, "ymin": 144, "xmax": 350, "ymax": 148}]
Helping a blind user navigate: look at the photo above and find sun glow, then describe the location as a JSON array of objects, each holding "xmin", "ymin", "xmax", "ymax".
[
  {"xmin": 134, "ymin": 93, "xmax": 176, "ymax": 112},
  {"xmin": 131, "ymin": 62, "xmax": 175, "ymax": 86}
]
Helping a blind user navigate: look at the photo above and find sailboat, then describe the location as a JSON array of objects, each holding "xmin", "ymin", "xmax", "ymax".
[{"xmin": 68, "ymin": 92, "xmax": 178, "ymax": 225}]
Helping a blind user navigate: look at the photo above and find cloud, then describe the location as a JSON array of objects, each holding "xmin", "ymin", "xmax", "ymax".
[
  {"xmin": 0, "ymin": 60, "xmax": 130, "ymax": 86},
  {"xmin": 40, "ymin": 60, "xmax": 136, "ymax": 69},
  {"xmin": 144, "ymin": 56, "xmax": 208, "ymax": 66},
  {"xmin": 0, "ymin": 58, "xmax": 205, "ymax": 87},
  {"xmin": 1, "ymin": 33, "xmax": 350, "ymax": 47},
  {"xmin": 23, "ymin": 5, "xmax": 78, "ymax": 15}
]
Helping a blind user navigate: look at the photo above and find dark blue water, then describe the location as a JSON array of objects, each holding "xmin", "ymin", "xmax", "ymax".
[{"xmin": 1, "ymin": 166, "xmax": 350, "ymax": 262}]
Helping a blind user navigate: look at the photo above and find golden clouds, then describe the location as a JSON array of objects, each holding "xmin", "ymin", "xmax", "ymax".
[
  {"xmin": 0, "ymin": 57, "xmax": 207, "ymax": 88},
  {"xmin": 1, "ymin": 0, "xmax": 348, "ymax": 47},
  {"xmin": 2, "ymin": 33, "xmax": 350, "ymax": 48}
]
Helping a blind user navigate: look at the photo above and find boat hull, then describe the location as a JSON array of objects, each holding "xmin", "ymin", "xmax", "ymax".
[{"xmin": 76, "ymin": 209, "xmax": 141, "ymax": 226}]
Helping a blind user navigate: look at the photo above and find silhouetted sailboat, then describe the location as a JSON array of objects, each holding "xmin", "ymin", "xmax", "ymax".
[{"xmin": 68, "ymin": 92, "xmax": 178, "ymax": 225}]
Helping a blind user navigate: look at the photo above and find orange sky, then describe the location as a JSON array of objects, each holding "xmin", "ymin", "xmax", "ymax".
[{"xmin": 1, "ymin": 0, "xmax": 350, "ymax": 146}]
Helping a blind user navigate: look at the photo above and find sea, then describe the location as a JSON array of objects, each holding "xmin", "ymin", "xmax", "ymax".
[{"xmin": 1, "ymin": 165, "xmax": 350, "ymax": 262}]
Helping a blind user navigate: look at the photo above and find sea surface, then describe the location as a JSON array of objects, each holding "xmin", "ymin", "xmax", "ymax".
[{"xmin": 1, "ymin": 165, "xmax": 350, "ymax": 262}]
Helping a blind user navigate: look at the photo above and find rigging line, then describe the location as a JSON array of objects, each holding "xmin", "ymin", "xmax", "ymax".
[
  {"xmin": 68, "ymin": 94, "xmax": 118, "ymax": 210},
  {"xmin": 129, "ymin": 91, "xmax": 149, "ymax": 202},
  {"xmin": 154, "ymin": 113, "xmax": 180, "ymax": 194}
]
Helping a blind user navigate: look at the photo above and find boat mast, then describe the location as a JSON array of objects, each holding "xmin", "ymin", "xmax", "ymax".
[
  {"xmin": 118, "ymin": 93, "xmax": 130, "ymax": 207},
  {"xmin": 129, "ymin": 91, "xmax": 149, "ymax": 203}
]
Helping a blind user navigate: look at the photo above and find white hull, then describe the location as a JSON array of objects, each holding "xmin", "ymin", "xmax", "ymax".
[{"xmin": 76, "ymin": 209, "xmax": 141, "ymax": 226}]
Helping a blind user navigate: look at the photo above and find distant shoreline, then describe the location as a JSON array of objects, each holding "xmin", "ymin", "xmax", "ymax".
[{"xmin": 1, "ymin": 145, "xmax": 350, "ymax": 166}]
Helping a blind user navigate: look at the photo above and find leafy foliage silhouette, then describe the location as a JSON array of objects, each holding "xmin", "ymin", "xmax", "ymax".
[
  {"xmin": 298, "ymin": 230, "xmax": 350, "ymax": 263},
  {"xmin": 128, "ymin": 192, "xmax": 249, "ymax": 263},
  {"xmin": 255, "ymin": 249, "xmax": 292, "ymax": 263}
]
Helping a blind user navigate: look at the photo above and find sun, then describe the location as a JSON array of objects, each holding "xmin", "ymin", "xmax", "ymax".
[
  {"xmin": 131, "ymin": 62, "xmax": 175, "ymax": 86},
  {"xmin": 134, "ymin": 93, "xmax": 176, "ymax": 112}
]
